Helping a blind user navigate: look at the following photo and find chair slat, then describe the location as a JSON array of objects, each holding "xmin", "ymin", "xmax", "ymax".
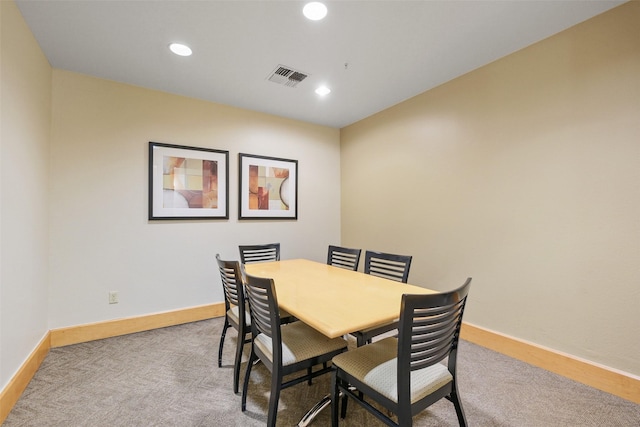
[
  {"xmin": 327, "ymin": 245, "xmax": 361, "ymax": 271},
  {"xmin": 239, "ymin": 243, "xmax": 280, "ymax": 264},
  {"xmin": 364, "ymin": 250, "xmax": 412, "ymax": 283}
]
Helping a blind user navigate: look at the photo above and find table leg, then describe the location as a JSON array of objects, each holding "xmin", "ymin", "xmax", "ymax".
[
  {"xmin": 297, "ymin": 394, "xmax": 331, "ymax": 427},
  {"xmin": 297, "ymin": 386, "xmax": 357, "ymax": 426}
]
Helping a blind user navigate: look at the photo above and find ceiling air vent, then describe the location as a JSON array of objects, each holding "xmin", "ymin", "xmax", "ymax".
[{"xmin": 267, "ymin": 65, "xmax": 309, "ymax": 88}]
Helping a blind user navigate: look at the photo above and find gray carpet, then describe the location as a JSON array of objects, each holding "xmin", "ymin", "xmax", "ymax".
[{"xmin": 4, "ymin": 318, "xmax": 639, "ymax": 426}]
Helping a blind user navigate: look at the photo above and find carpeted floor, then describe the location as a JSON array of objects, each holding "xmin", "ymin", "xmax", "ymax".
[{"xmin": 4, "ymin": 318, "xmax": 639, "ymax": 426}]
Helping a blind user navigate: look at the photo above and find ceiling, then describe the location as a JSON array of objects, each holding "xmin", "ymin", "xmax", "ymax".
[{"xmin": 15, "ymin": 1, "xmax": 624, "ymax": 129}]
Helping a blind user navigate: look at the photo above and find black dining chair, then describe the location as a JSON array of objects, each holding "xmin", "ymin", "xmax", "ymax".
[
  {"xmin": 327, "ymin": 245, "xmax": 362, "ymax": 271},
  {"xmin": 239, "ymin": 243, "xmax": 280, "ymax": 264},
  {"xmin": 364, "ymin": 250, "xmax": 412, "ymax": 283},
  {"xmin": 331, "ymin": 278, "xmax": 472, "ymax": 427},
  {"xmin": 352, "ymin": 250, "xmax": 413, "ymax": 347},
  {"xmin": 241, "ymin": 273, "xmax": 348, "ymax": 427},
  {"xmin": 216, "ymin": 254, "xmax": 251, "ymax": 394}
]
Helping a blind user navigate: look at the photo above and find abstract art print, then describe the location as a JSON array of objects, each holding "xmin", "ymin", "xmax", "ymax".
[
  {"xmin": 238, "ymin": 153, "xmax": 298, "ymax": 220},
  {"xmin": 149, "ymin": 142, "xmax": 229, "ymax": 220}
]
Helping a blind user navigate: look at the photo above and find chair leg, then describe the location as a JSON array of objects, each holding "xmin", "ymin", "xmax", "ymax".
[
  {"xmin": 397, "ymin": 405, "xmax": 413, "ymax": 427},
  {"xmin": 218, "ymin": 318, "xmax": 229, "ymax": 368},
  {"xmin": 267, "ymin": 368, "xmax": 282, "ymax": 427},
  {"xmin": 393, "ymin": 394, "xmax": 413, "ymax": 426},
  {"xmin": 341, "ymin": 392, "xmax": 348, "ymax": 419},
  {"xmin": 330, "ymin": 370, "xmax": 340, "ymax": 427},
  {"xmin": 233, "ymin": 330, "xmax": 246, "ymax": 394},
  {"xmin": 450, "ymin": 387, "xmax": 467, "ymax": 427},
  {"xmin": 241, "ymin": 349, "xmax": 256, "ymax": 412}
]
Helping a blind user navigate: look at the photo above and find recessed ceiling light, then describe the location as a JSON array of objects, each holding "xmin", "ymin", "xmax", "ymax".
[
  {"xmin": 315, "ymin": 85, "xmax": 331, "ymax": 96},
  {"xmin": 169, "ymin": 43, "xmax": 192, "ymax": 57},
  {"xmin": 303, "ymin": 2, "xmax": 327, "ymax": 21}
]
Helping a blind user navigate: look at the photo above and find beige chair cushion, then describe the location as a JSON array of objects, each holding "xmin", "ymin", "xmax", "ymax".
[
  {"xmin": 229, "ymin": 304, "xmax": 290, "ymax": 327},
  {"xmin": 254, "ymin": 322, "xmax": 347, "ymax": 366},
  {"xmin": 332, "ymin": 337, "xmax": 452, "ymax": 404},
  {"xmin": 228, "ymin": 305, "xmax": 251, "ymax": 327}
]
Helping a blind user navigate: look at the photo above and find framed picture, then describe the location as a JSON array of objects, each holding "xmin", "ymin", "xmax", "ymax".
[
  {"xmin": 239, "ymin": 153, "xmax": 298, "ymax": 220},
  {"xmin": 149, "ymin": 142, "xmax": 229, "ymax": 220}
]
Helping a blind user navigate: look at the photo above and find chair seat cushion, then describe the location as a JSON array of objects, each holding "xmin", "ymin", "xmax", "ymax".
[
  {"xmin": 228, "ymin": 306, "xmax": 250, "ymax": 327},
  {"xmin": 229, "ymin": 306, "xmax": 294, "ymax": 327},
  {"xmin": 332, "ymin": 337, "xmax": 452, "ymax": 404},
  {"xmin": 255, "ymin": 322, "xmax": 346, "ymax": 366}
]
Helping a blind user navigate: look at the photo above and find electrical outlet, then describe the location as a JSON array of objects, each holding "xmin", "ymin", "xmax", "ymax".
[{"xmin": 109, "ymin": 291, "xmax": 119, "ymax": 304}]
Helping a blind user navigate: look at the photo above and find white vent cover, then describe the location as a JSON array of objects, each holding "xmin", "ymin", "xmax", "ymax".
[{"xmin": 267, "ymin": 65, "xmax": 309, "ymax": 88}]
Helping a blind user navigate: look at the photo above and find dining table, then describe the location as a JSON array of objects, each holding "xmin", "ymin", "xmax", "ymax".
[{"xmin": 243, "ymin": 258, "xmax": 435, "ymax": 426}]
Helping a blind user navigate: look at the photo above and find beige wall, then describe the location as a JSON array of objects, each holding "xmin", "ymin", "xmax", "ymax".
[
  {"xmin": 0, "ymin": 0, "xmax": 52, "ymax": 389},
  {"xmin": 48, "ymin": 70, "xmax": 341, "ymax": 329},
  {"xmin": 341, "ymin": 2, "xmax": 640, "ymax": 375}
]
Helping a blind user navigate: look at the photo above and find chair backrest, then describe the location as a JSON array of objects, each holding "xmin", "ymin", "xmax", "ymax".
[
  {"xmin": 244, "ymin": 273, "xmax": 281, "ymax": 344},
  {"xmin": 216, "ymin": 254, "xmax": 247, "ymax": 324},
  {"xmin": 239, "ymin": 243, "xmax": 280, "ymax": 264},
  {"xmin": 396, "ymin": 278, "xmax": 472, "ymax": 402},
  {"xmin": 327, "ymin": 245, "xmax": 362, "ymax": 271},
  {"xmin": 364, "ymin": 250, "xmax": 412, "ymax": 283}
]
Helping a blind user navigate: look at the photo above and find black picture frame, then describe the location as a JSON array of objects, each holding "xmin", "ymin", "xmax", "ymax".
[
  {"xmin": 238, "ymin": 153, "xmax": 298, "ymax": 220},
  {"xmin": 149, "ymin": 142, "xmax": 229, "ymax": 220}
]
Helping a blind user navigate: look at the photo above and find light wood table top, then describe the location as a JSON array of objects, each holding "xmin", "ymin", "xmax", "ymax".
[{"xmin": 244, "ymin": 259, "xmax": 434, "ymax": 339}]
